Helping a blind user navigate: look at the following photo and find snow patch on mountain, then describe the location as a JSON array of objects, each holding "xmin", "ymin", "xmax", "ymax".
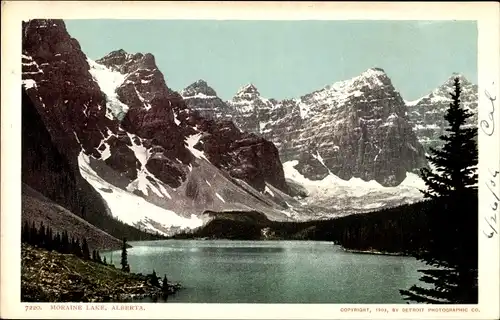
[
  {"xmin": 127, "ymin": 133, "xmax": 149, "ymax": 166},
  {"xmin": 311, "ymin": 151, "xmax": 332, "ymax": 174},
  {"xmin": 78, "ymin": 152, "xmax": 203, "ymax": 234},
  {"xmin": 404, "ymin": 98, "xmax": 422, "ymax": 107},
  {"xmin": 22, "ymin": 79, "xmax": 38, "ymax": 90},
  {"xmin": 99, "ymin": 142, "xmax": 111, "ymax": 161},
  {"xmin": 87, "ymin": 58, "xmax": 129, "ymax": 120},
  {"xmin": 134, "ymin": 87, "xmax": 153, "ymax": 111},
  {"xmin": 283, "ymin": 160, "xmax": 425, "ymax": 212},
  {"xmin": 230, "ymin": 100, "xmax": 256, "ymax": 113},
  {"xmin": 215, "ymin": 193, "xmax": 226, "ymax": 203},
  {"xmin": 123, "ymin": 132, "xmax": 173, "ymax": 199},
  {"xmin": 185, "ymin": 133, "xmax": 208, "ymax": 161},
  {"xmin": 183, "ymin": 93, "xmax": 217, "ymax": 100},
  {"xmin": 264, "ymin": 185, "xmax": 275, "ymax": 197}
]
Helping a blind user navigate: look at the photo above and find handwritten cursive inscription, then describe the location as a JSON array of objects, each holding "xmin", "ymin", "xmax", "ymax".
[
  {"xmin": 480, "ymin": 89, "xmax": 496, "ymax": 136},
  {"xmin": 480, "ymin": 83, "xmax": 499, "ymax": 239},
  {"xmin": 483, "ymin": 169, "xmax": 499, "ymax": 238}
]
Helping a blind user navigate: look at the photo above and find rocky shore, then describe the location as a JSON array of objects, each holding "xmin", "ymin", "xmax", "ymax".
[{"xmin": 21, "ymin": 244, "xmax": 181, "ymax": 302}]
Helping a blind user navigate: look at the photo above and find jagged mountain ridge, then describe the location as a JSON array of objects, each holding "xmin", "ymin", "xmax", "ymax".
[
  {"xmin": 183, "ymin": 68, "xmax": 427, "ymax": 187},
  {"xmin": 22, "ymin": 19, "xmax": 476, "ymax": 236},
  {"xmin": 180, "ymin": 71, "xmax": 477, "ymax": 216},
  {"xmin": 21, "ymin": 19, "xmax": 297, "ymax": 237}
]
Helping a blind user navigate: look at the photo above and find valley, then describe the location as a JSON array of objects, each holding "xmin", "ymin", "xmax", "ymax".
[{"xmin": 21, "ymin": 19, "xmax": 478, "ymax": 238}]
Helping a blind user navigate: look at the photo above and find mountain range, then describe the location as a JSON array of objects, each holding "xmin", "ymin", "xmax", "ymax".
[{"xmin": 21, "ymin": 19, "xmax": 478, "ymax": 240}]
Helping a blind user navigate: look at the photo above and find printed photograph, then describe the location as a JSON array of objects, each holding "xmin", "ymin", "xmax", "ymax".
[{"xmin": 21, "ymin": 19, "xmax": 479, "ymax": 304}]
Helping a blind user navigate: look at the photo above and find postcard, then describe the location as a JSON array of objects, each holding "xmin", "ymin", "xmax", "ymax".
[{"xmin": 1, "ymin": 1, "xmax": 499, "ymax": 319}]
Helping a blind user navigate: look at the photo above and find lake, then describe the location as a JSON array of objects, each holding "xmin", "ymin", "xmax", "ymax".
[{"xmin": 102, "ymin": 240, "xmax": 426, "ymax": 303}]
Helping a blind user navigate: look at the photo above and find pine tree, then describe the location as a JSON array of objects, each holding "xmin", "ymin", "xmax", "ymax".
[
  {"xmin": 47, "ymin": 227, "xmax": 53, "ymax": 251},
  {"xmin": 75, "ymin": 238, "xmax": 83, "ymax": 257},
  {"xmin": 82, "ymin": 238, "xmax": 90, "ymax": 260},
  {"xmin": 38, "ymin": 222, "xmax": 46, "ymax": 248},
  {"xmin": 162, "ymin": 274, "xmax": 169, "ymax": 293},
  {"xmin": 400, "ymin": 77, "xmax": 478, "ymax": 304},
  {"xmin": 61, "ymin": 231, "xmax": 70, "ymax": 253},
  {"xmin": 71, "ymin": 237, "xmax": 78, "ymax": 256},
  {"xmin": 30, "ymin": 221, "xmax": 37, "ymax": 246},
  {"xmin": 22, "ymin": 220, "xmax": 30, "ymax": 243},
  {"xmin": 121, "ymin": 237, "xmax": 128, "ymax": 272},
  {"xmin": 54, "ymin": 232, "xmax": 62, "ymax": 251},
  {"xmin": 150, "ymin": 270, "xmax": 159, "ymax": 287}
]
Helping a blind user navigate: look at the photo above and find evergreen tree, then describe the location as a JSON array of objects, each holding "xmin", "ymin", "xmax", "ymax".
[
  {"xmin": 71, "ymin": 237, "xmax": 79, "ymax": 256},
  {"xmin": 103, "ymin": 256, "xmax": 107, "ymax": 265},
  {"xmin": 54, "ymin": 232, "xmax": 62, "ymax": 251},
  {"xmin": 150, "ymin": 270, "xmax": 160, "ymax": 287},
  {"xmin": 47, "ymin": 227, "xmax": 53, "ymax": 251},
  {"xmin": 162, "ymin": 274, "xmax": 169, "ymax": 293},
  {"xmin": 400, "ymin": 77, "xmax": 478, "ymax": 304},
  {"xmin": 30, "ymin": 221, "xmax": 37, "ymax": 246},
  {"xmin": 75, "ymin": 238, "xmax": 83, "ymax": 257},
  {"xmin": 82, "ymin": 238, "xmax": 91, "ymax": 260},
  {"xmin": 22, "ymin": 220, "xmax": 30, "ymax": 243},
  {"xmin": 121, "ymin": 237, "xmax": 128, "ymax": 271},
  {"xmin": 61, "ymin": 231, "xmax": 70, "ymax": 253},
  {"xmin": 38, "ymin": 222, "xmax": 46, "ymax": 248}
]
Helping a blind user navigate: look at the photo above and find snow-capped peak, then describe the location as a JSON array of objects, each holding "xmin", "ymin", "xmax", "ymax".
[
  {"xmin": 412, "ymin": 73, "xmax": 477, "ymax": 106},
  {"xmin": 442, "ymin": 73, "xmax": 472, "ymax": 88},
  {"xmin": 181, "ymin": 79, "xmax": 218, "ymax": 98},
  {"xmin": 235, "ymin": 84, "xmax": 260, "ymax": 97},
  {"xmin": 312, "ymin": 67, "xmax": 391, "ymax": 97},
  {"xmin": 294, "ymin": 66, "xmax": 394, "ymax": 119},
  {"xmin": 359, "ymin": 67, "xmax": 388, "ymax": 79},
  {"xmin": 349, "ymin": 67, "xmax": 390, "ymax": 90},
  {"xmin": 228, "ymin": 83, "xmax": 275, "ymax": 114}
]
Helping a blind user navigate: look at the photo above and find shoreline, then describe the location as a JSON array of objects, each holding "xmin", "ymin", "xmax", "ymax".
[{"xmin": 21, "ymin": 244, "xmax": 182, "ymax": 303}]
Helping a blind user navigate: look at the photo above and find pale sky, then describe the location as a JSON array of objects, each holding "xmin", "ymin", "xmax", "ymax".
[{"xmin": 65, "ymin": 20, "xmax": 477, "ymax": 101}]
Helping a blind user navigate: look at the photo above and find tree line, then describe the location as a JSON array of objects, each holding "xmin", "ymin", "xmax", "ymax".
[
  {"xmin": 22, "ymin": 220, "xmax": 176, "ymax": 299},
  {"xmin": 22, "ymin": 220, "xmax": 107, "ymax": 265}
]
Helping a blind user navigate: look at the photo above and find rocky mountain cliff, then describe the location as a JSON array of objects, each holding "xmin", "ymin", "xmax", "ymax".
[
  {"xmin": 184, "ymin": 68, "xmax": 427, "ymax": 187},
  {"xmin": 22, "ymin": 19, "xmax": 295, "ymax": 236},
  {"xmin": 406, "ymin": 74, "xmax": 478, "ymax": 153}
]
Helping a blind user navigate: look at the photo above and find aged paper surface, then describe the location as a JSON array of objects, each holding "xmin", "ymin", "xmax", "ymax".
[{"xmin": 1, "ymin": 1, "xmax": 499, "ymax": 319}]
